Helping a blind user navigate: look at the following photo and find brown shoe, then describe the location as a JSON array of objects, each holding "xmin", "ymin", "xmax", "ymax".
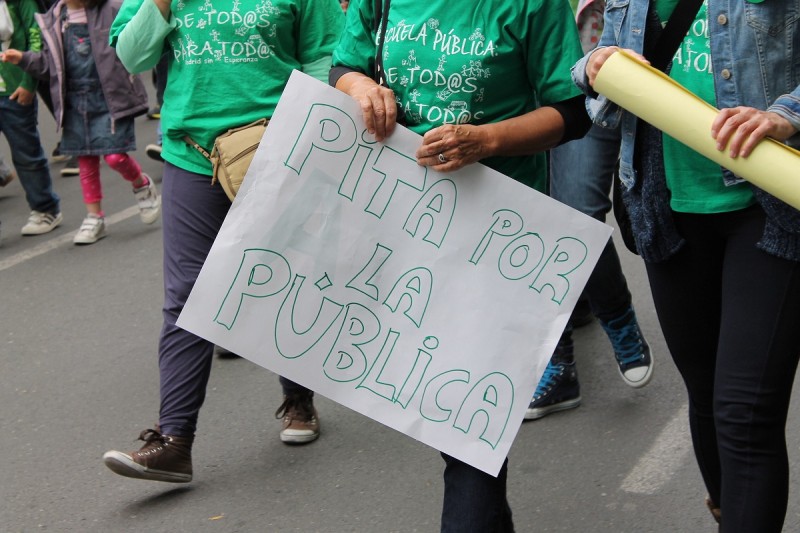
[
  {"xmin": 103, "ymin": 428, "xmax": 193, "ymax": 483},
  {"xmin": 275, "ymin": 391, "xmax": 320, "ymax": 444},
  {"xmin": 705, "ymin": 496, "xmax": 721, "ymax": 524}
]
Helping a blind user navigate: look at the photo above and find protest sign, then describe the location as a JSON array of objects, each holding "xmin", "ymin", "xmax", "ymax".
[{"xmin": 178, "ymin": 71, "xmax": 612, "ymax": 476}]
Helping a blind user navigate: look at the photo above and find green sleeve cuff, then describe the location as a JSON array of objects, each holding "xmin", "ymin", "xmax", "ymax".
[
  {"xmin": 20, "ymin": 74, "xmax": 37, "ymax": 93},
  {"xmin": 115, "ymin": 0, "xmax": 176, "ymax": 73},
  {"xmin": 302, "ymin": 56, "xmax": 333, "ymax": 84}
]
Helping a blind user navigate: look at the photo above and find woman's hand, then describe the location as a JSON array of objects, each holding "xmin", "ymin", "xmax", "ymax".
[
  {"xmin": 152, "ymin": 0, "xmax": 172, "ymax": 21},
  {"xmin": 711, "ymin": 107, "xmax": 797, "ymax": 158},
  {"xmin": 585, "ymin": 47, "xmax": 648, "ymax": 87},
  {"xmin": 0, "ymin": 49, "xmax": 23, "ymax": 65},
  {"xmin": 336, "ymin": 72, "xmax": 397, "ymax": 141},
  {"xmin": 415, "ymin": 124, "xmax": 490, "ymax": 172}
]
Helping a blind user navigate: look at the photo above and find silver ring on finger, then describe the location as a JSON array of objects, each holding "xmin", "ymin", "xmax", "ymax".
[{"xmin": 437, "ymin": 153, "xmax": 448, "ymax": 164}]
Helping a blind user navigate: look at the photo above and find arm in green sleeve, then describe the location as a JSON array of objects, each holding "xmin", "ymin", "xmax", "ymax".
[
  {"xmin": 19, "ymin": 0, "xmax": 41, "ymax": 91},
  {"xmin": 111, "ymin": 0, "xmax": 175, "ymax": 74},
  {"xmin": 301, "ymin": 56, "xmax": 333, "ymax": 84}
]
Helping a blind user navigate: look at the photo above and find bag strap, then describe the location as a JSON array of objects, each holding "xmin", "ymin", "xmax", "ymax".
[
  {"xmin": 649, "ymin": 0, "xmax": 705, "ymax": 72},
  {"xmin": 373, "ymin": 0, "xmax": 390, "ymax": 86},
  {"xmin": 183, "ymin": 135, "xmax": 212, "ymax": 161}
]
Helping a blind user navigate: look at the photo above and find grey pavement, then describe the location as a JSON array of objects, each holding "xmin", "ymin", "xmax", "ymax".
[{"xmin": 2, "ymin": 91, "xmax": 800, "ymax": 532}]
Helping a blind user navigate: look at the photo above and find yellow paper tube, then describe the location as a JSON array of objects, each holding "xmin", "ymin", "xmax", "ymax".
[{"xmin": 593, "ymin": 50, "xmax": 800, "ymax": 211}]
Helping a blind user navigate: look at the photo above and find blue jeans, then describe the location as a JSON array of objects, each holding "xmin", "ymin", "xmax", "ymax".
[
  {"xmin": 440, "ymin": 454, "xmax": 513, "ymax": 532},
  {"xmin": 549, "ymin": 123, "xmax": 631, "ymax": 323},
  {"xmin": 158, "ymin": 162, "xmax": 309, "ymax": 437},
  {"xmin": 0, "ymin": 96, "xmax": 59, "ymax": 214}
]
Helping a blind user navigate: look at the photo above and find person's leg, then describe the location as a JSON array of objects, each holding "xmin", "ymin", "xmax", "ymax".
[
  {"xmin": 440, "ymin": 454, "xmax": 513, "ymax": 532},
  {"xmin": 524, "ymin": 325, "xmax": 581, "ymax": 420},
  {"xmin": 103, "ymin": 152, "xmax": 145, "ymax": 187},
  {"xmin": 78, "ymin": 155, "xmax": 103, "ymax": 211},
  {"xmin": 275, "ymin": 376, "xmax": 320, "ymax": 444},
  {"xmin": 104, "ymin": 153, "xmax": 161, "ymax": 224},
  {"xmin": 103, "ymin": 163, "xmax": 229, "ymax": 482},
  {"xmin": 549, "ymin": 124, "xmax": 652, "ymax": 387},
  {"xmin": 0, "ymin": 96, "xmax": 61, "ymax": 218},
  {"xmin": 712, "ymin": 209, "xmax": 800, "ymax": 532},
  {"xmin": 646, "ymin": 207, "xmax": 800, "ymax": 531},
  {"xmin": 551, "ymin": 124, "xmax": 653, "ymax": 387},
  {"xmin": 644, "ymin": 214, "xmax": 724, "ymax": 512},
  {"xmin": 157, "ymin": 162, "xmax": 230, "ymax": 437}
]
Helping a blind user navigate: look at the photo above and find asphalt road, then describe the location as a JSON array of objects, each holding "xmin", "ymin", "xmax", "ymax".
[{"xmin": 2, "ymin": 89, "xmax": 800, "ymax": 532}]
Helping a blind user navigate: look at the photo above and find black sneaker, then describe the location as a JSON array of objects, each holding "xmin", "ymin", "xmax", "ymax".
[
  {"xmin": 51, "ymin": 144, "xmax": 69, "ymax": 163},
  {"xmin": 145, "ymin": 143, "xmax": 163, "ymax": 162},
  {"xmin": 103, "ymin": 428, "xmax": 193, "ymax": 483},
  {"xmin": 60, "ymin": 157, "xmax": 79, "ymax": 177},
  {"xmin": 147, "ymin": 106, "xmax": 161, "ymax": 120},
  {"xmin": 600, "ymin": 306, "xmax": 653, "ymax": 388},
  {"xmin": 525, "ymin": 341, "xmax": 581, "ymax": 420},
  {"xmin": 275, "ymin": 391, "xmax": 320, "ymax": 444}
]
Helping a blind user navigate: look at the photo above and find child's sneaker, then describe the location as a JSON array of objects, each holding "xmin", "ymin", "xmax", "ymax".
[
  {"xmin": 21, "ymin": 210, "xmax": 63, "ymax": 235},
  {"xmin": 133, "ymin": 174, "xmax": 161, "ymax": 224},
  {"xmin": 601, "ymin": 306, "xmax": 653, "ymax": 388},
  {"xmin": 73, "ymin": 214, "xmax": 106, "ymax": 245}
]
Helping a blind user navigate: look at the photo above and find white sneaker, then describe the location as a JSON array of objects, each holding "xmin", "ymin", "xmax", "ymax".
[
  {"xmin": 73, "ymin": 214, "xmax": 106, "ymax": 245},
  {"xmin": 133, "ymin": 175, "xmax": 161, "ymax": 224},
  {"xmin": 21, "ymin": 210, "xmax": 63, "ymax": 235}
]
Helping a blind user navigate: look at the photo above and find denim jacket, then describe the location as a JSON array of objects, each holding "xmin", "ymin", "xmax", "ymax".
[{"xmin": 573, "ymin": 0, "xmax": 800, "ymax": 263}]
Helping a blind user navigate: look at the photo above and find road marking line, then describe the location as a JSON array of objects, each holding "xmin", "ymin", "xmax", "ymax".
[
  {"xmin": 620, "ymin": 403, "xmax": 691, "ymax": 495},
  {"xmin": 0, "ymin": 206, "xmax": 140, "ymax": 273}
]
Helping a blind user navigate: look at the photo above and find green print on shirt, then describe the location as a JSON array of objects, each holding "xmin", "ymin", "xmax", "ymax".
[
  {"xmin": 171, "ymin": 0, "xmax": 281, "ymax": 65},
  {"xmin": 383, "ymin": 19, "xmax": 496, "ymax": 126}
]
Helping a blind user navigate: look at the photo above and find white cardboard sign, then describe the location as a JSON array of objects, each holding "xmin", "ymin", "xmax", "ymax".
[{"xmin": 178, "ymin": 71, "xmax": 613, "ymax": 476}]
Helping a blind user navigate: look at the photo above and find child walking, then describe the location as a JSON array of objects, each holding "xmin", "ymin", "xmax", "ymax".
[
  {"xmin": 0, "ymin": 0, "xmax": 62, "ymax": 238},
  {"xmin": 2, "ymin": 0, "xmax": 159, "ymax": 244}
]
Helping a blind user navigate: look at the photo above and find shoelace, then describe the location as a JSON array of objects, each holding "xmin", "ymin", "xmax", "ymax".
[
  {"xmin": 274, "ymin": 394, "xmax": 314, "ymax": 421},
  {"xmin": 534, "ymin": 361, "xmax": 564, "ymax": 397},
  {"xmin": 607, "ymin": 322, "xmax": 644, "ymax": 365},
  {"xmin": 138, "ymin": 428, "xmax": 166, "ymax": 445}
]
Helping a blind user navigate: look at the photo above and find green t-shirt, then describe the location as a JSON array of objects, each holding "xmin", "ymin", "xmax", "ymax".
[
  {"xmin": 332, "ymin": 0, "xmax": 583, "ymax": 192},
  {"xmin": 658, "ymin": 0, "xmax": 754, "ymax": 213},
  {"xmin": 0, "ymin": 0, "xmax": 40, "ymax": 96},
  {"xmin": 111, "ymin": 0, "xmax": 344, "ymax": 175}
]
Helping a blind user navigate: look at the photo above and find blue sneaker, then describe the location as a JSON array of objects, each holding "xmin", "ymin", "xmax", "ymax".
[
  {"xmin": 525, "ymin": 343, "xmax": 581, "ymax": 420},
  {"xmin": 601, "ymin": 306, "xmax": 653, "ymax": 388}
]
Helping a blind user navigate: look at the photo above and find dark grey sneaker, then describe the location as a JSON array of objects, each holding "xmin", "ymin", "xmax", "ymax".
[
  {"xmin": 275, "ymin": 391, "xmax": 320, "ymax": 444},
  {"xmin": 600, "ymin": 306, "xmax": 653, "ymax": 388},
  {"xmin": 525, "ymin": 341, "xmax": 581, "ymax": 420},
  {"xmin": 60, "ymin": 157, "xmax": 79, "ymax": 177},
  {"xmin": 103, "ymin": 428, "xmax": 193, "ymax": 483}
]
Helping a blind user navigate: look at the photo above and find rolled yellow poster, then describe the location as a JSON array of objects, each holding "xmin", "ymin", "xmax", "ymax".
[{"xmin": 593, "ymin": 50, "xmax": 800, "ymax": 211}]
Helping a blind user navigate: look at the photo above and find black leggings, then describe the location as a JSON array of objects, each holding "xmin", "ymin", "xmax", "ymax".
[{"xmin": 645, "ymin": 206, "xmax": 800, "ymax": 533}]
